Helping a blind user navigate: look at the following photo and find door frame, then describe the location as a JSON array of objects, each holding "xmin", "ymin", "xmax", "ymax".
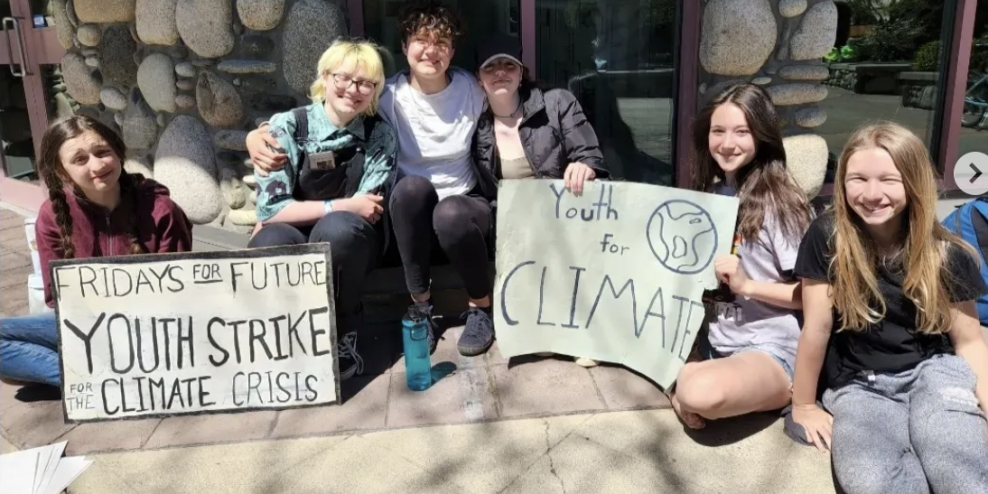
[{"xmin": 1, "ymin": 0, "xmax": 65, "ymax": 212}]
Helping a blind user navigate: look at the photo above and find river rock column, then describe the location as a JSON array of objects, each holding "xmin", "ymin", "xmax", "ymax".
[{"xmin": 700, "ymin": 0, "xmax": 836, "ymax": 199}]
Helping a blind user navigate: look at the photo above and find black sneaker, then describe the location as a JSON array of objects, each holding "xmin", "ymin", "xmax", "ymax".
[
  {"xmin": 457, "ymin": 307, "xmax": 494, "ymax": 356},
  {"xmin": 337, "ymin": 331, "xmax": 364, "ymax": 380}
]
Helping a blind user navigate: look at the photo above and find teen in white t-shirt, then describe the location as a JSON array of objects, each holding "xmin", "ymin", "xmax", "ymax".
[{"xmin": 380, "ymin": 65, "xmax": 485, "ymax": 199}]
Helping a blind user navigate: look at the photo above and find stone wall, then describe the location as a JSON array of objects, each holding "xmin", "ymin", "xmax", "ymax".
[
  {"xmin": 51, "ymin": 0, "xmax": 348, "ymax": 233},
  {"xmin": 699, "ymin": 0, "xmax": 836, "ymax": 199},
  {"xmin": 823, "ymin": 62, "xmax": 911, "ymax": 95},
  {"xmin": 822, "ymin": 63, "xmax": 857, "ymax": 91},
  {"xmin": 899, "ymin": 72, "xmax": 938, "ymax": 110}
]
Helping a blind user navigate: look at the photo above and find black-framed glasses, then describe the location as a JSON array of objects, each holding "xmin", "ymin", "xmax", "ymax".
[{"xmin": 330, "ymin": 73, "xmax": 377, "ymax": 95}]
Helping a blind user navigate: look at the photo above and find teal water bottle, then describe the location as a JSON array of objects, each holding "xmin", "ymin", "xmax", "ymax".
[{"xmin": 402, "ymin": 306, "xmax": 432, "ymax": 391}]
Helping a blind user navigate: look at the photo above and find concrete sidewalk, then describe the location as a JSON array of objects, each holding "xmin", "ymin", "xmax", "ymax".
[{"xmin": 58, "ymin": 409, "xmax": 833, "ymax": 494}]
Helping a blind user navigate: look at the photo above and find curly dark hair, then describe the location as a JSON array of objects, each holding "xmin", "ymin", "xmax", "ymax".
[{"xmin": 398, "ymin": 0, "xmax": 465, "ymax": 46}]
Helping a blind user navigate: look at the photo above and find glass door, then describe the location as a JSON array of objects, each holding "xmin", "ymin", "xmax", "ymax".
[{"xmin": 1, "ymin": 0, "xmax": 66, "ymax": 211}]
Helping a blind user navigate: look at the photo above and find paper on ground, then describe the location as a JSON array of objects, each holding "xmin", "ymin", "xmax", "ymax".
[
  {"xmin": 46, "ymin": 457, "xmax": 93, "ymax": 494},
  {"xmin": 0, "ymin": 441, "xmax": 92, "ymax": 494}
]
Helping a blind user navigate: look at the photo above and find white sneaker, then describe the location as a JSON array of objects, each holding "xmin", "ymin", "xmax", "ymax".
[{"xmin": 575, "ymin": 357, "xmax": 599, "ymax": 368}]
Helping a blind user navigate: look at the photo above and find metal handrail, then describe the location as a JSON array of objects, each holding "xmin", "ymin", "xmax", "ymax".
[
  {"xmin": 10, "ymin": 16, "xmax": 29, "ymax": 76},
  {"xmin": 1, "ymin": 16, "xmax": 29, "ymax": 77},
  {"xmin": 1, "ymin": 17, "xmax": 19, "ymax": 77}
]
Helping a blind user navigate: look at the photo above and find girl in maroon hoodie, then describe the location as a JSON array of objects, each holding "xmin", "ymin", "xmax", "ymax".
[{"xmin": 0, "ymin": 115, "xmax": 192, "ymax": 388}]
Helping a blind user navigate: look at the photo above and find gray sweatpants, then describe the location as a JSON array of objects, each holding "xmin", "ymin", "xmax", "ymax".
[{"xmin": 823, "ymin": 354, "xmax": 988, "ymax": 494}]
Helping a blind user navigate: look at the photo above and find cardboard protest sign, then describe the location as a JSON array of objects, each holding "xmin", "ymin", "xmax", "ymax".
[
  {"xmin": 51, "ymin": 244, "xmax": 340, "ymax": 423},
  {"xmin": 494, "ymin": 180, "xmax": 739, "ymax": 389}
]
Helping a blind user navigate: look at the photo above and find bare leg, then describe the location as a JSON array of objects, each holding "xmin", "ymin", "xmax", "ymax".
[
  {"xmin": 674, "ymin": 351, "xmax": 791, "ymax": 423},
  {"xmin": 670, "ymin": 351, "xmax": 707, "ymax": 429}
]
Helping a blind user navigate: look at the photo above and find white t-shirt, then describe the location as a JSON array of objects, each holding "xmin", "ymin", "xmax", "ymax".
[{"xmin": 379, "ymin": 68, "xmax": 485, "ymax": 200}]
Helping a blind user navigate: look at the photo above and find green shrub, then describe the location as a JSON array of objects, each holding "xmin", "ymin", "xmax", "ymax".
[
  {"xmin": 840, "ymin": 44, "xmax": 859, "ymax": 62},
  {"xmin": 856, "ymin": 19, "xmax": 923, "ymax": 62},
  {"xmin": 913, "ymin": 41, "xmax": 940, "ymax": 71}
]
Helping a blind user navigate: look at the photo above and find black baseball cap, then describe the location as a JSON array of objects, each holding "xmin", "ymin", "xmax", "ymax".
[{"xmin": 476, "ymin": 33, "xmax": 524, "ymax": 69}]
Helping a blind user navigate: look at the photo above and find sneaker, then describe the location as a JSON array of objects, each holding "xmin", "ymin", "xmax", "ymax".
[
  {"xmin": 403, "ymin": 304, "xmax": 439, "ymax": 355},
  {"xmin": 424, "ymin": 311, "xmax": 438, "ymax": 354},
  {"xmin": 574, "ymin": 357, "xmax": 599, "ymax": 368},
  {"xmin": 337, "ymin": 331, "xmax": 364, "ymax": 380},
  {"xmin": 781, "ymin": 403, "xmax": 822, "ymax": 447},
  {"xmin": 458, "ymin": 307, "xmax": 495, "ymax": 356}
]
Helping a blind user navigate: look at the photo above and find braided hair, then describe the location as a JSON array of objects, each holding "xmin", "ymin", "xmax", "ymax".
[{"xmin": 38, "ymin": 115, "xmax": 146, "ymax": 259}]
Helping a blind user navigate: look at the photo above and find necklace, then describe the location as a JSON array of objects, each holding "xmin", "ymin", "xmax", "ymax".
[{"xmin": 493, "ymin": 99, "xmax": 522, "ymax": 119}]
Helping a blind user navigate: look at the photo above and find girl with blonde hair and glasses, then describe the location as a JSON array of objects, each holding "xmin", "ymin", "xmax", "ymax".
[
  {"xmin": 791, "ymin": 122, "xmax": 988, "ymax": 493},
  {"xmin": 247, "ymin": 39, "xmax": 398, "ymax": 381}
]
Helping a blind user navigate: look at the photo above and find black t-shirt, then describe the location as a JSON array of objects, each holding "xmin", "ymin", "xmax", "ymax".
[{"xmin": 794, "ymin": 213, "xmax": 988, "ymax": 388}]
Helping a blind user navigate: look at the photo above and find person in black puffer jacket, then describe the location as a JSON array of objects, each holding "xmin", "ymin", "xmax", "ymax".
[{"xmin": 471, "ymin": 33, "xmax": 609, "ymax": 367}]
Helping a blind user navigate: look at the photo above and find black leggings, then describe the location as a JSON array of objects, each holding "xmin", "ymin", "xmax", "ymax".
[
  {"xmin": 247, "ymin": 211, "xmax": 381, "ymax": 332},
  {"xmin": 389, "ymin": 175, "xmax": 492, "ymax": 300}
]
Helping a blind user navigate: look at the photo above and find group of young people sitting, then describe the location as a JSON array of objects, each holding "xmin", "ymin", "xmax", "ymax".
[{"xmin": 0, "ymin": 2, "xmax": 985, "ymax": 492}]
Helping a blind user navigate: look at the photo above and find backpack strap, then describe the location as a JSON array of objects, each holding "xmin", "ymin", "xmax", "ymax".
[
  {"xmin": 970, "ymin": 199, "xmax": 988, "ymax": 262},
  {"xmin": 291, "ymin": 107, "xmax": 308, "ymax": 143}
]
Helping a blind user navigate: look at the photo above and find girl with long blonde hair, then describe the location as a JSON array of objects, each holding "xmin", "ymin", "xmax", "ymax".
[{"xmin": 790, "ymin": 122, "xmax": 988, "ymax": 493}]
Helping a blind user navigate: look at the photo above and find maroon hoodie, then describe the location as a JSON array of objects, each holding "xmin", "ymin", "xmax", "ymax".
[{"xmin": 36, "ymin": 175, "xmax": 194, "ymax": 308}]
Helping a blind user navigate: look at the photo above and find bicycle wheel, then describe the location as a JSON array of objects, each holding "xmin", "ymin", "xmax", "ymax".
[{"xmin": 961, "ymin": 101, "xmax": 985, "ymax": 128}]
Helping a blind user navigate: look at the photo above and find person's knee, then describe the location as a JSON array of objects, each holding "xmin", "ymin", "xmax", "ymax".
[
  {"xmin": 248, "ymin": 223, "xmax": 305, "ymax": 248},
  {"xmin": 433, "ymin": 197, "xmax": 476, "ymax": 246},
  {"xmin": 310, "ymin": 214, "xmax": 378, "ymax": 278},
  {"xmin": 310, "ymin": 211, "xmax": 373, "ymax": 248},
  {"xmin": 675, "ymin": 372, "xmax": 727, "ymax": 413},
  {"xmin": 909, "ymin": 389, "xmax": 983, "ymax": 456},
  {"xmin": 833, "ymin": 461, "xmax": 922, "ymax": 494},
  {"xmin": 391, "ymin": 175, "xmax": 437, "ymax": 206}
]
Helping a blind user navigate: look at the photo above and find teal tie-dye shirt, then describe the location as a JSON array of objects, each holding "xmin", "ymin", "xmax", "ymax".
[{"xmin": 254, "ymin": 103, "xmax": 397, "ymax": 222}]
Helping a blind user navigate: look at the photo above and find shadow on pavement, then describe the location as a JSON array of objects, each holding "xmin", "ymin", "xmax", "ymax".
[
  {"xmin": 683, "ymin": 412, "xmax": 780, "ymax": 447},
  {"xmin": 13, "ymin": 384, "xmax": 61, "ymax": 403}
]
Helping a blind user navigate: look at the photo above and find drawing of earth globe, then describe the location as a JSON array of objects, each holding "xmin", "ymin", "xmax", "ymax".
[{"xmin": 646, "ymin": 200, "xmax": 718, "ymax": 275}]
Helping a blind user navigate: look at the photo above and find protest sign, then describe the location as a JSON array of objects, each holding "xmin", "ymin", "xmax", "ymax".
[
  {"xmin": 494, "ymin": 180, "xmax": 739, "ymax": 389},
  {"xmin": 51, "ymin": 244, "xmax": 340, "ymax": 423}
]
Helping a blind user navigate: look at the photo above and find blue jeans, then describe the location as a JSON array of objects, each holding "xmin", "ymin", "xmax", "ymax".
[
  {"xmin": 698, "ymin": 331, "xmax": 796, "ymax": 382},
  {"xmin": 0, "ymin": 312, "xmax": 60, "ymax": 386}
]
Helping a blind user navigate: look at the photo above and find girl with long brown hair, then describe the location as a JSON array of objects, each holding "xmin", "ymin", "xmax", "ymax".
[
  {"xmin": 791, "ymin": 122, "xmax": 988, "ymax": 493},
  {"xmin": 669, "ymin": 82, "xmax": 812, "ymax": 429},
  {"xmin": 0, "ymin": 115, "xmax": 192, "ymax": 388}
]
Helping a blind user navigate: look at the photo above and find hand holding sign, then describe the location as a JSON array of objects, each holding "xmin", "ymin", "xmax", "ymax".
[{"xmin": 563, "ymin": 162, "xmax": 597, "ymax": 195}]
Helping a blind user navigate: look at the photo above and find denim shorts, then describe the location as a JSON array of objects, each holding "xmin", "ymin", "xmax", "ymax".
[{"xmin": 698, "ymin": 333, "xmax": 795, "ymax": 382}]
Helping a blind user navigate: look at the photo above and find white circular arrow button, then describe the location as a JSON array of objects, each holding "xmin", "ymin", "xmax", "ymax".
[{"xmin": 955, "ymin": 152, "xmax": 988, "ymax": 196}]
